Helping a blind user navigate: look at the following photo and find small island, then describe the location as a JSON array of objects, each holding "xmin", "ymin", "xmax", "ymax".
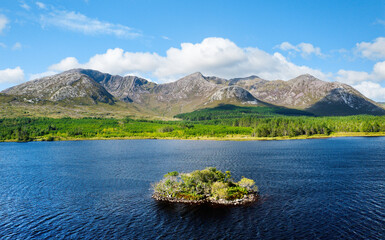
[{"xmin": 152, "ymin": 167, "xmax": 258, "ymax": 205}]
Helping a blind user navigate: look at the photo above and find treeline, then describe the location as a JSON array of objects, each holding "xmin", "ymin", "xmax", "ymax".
[
  {"xmin": 0, "ymin": 117, "xmax": 252, "ymax": 142},
  {"xmin": 194, "ymin": 115, "xmax": 385, "ymax": 137},
  {"xmin": 1, "ymin": 115, "xmax": 385, "ymax": 142}
]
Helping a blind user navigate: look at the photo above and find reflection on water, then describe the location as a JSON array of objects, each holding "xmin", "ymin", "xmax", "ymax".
[{"xmin": 0, "ymin": 138, "xmax": 384, "ymax": 239}]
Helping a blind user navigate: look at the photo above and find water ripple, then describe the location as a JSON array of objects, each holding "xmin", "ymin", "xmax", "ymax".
[{"xmin": 0, "ymin": 138, "xmax": 384, "ymax": 239}]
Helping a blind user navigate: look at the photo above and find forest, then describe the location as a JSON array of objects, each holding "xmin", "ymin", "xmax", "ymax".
[{"xmin": 1, "ymin": 113, "xmax": 385, "ymax": 142}]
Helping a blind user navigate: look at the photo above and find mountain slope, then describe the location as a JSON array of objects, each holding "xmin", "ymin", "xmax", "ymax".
[
  {"xmin": 234, "ymin": 74, "xmax": 385, "ymax": 116},
  {"xmin": 3, "ymin": 72, "xmax": 114, "ymax": 105},
  {"xmin": 145, "ymin": 72, "xmax": 222, "ymax": 115},
  {"xmin": 68, "ymin": 69, "xmax": 156, "ymax": 103},
  {"xmin": 207, "ymin": 86, "xmax": 259, "ymax": 105}
]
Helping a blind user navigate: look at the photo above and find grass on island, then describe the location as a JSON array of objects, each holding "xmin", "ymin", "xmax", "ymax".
[{"xmin": 152, "ymin": 167, "xmax": 258, "ymax": 202}]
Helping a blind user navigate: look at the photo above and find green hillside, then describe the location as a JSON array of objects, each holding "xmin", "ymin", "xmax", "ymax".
[{"xmin": 174, "ymin": 104, "xmax": 313, "ymax": 121}]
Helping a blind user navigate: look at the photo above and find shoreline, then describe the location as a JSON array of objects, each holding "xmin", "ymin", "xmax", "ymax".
[
  {"xmin": 2, "ymin": 132, "xmax": 385, "ymax": 143},
  {"xmin": 152, "ymin": 193, "xmax": 258, "ymax": 206}
]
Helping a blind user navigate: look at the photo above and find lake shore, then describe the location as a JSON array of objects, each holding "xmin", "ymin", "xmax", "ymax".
[
  {"xmin": 2, "ymin": 132, "xmax": 385, "ymax": 143},
  {"xmin": 152, "ymin": 192, "xmax": 258, "ymax": 206}
]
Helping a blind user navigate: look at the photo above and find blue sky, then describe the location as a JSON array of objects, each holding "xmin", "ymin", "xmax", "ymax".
[{"xmin": 1, "ymin": 0, "xmax": 385, "ymax": 100}]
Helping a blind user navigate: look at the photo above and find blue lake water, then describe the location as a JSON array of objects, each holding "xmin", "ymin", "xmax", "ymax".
[{"xmin": 0, "ymin": 138, "xmax": 384, "ymax": 239}]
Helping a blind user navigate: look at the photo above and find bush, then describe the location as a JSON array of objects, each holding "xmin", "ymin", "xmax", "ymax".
[
  {"xmin": 164, "ymin": 171, "xmax": 179, "ymax": 178},
  {"xmin": 211, "ymin": 182, "xmax": 228, "ymax": 199},
  {"xmin": 226, "ymin": 186, "xmax": 248, "ymax": 200},
  {"xmin": 238, "ymin": 177, "xmax": 256, "ymax": 190},
  {"xmin": 158, "ymin": 126, "xmax": 174, "ymax": 133}
]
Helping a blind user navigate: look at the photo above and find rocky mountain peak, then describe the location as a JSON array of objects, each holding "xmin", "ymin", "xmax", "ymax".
[
  {"xmin": 208, "ymin": 86, "xmax": 258, "ymax": 105},
  {"xmin": 177, "ymin": 72, "xmax": 206, "ymax": 83},
  {"xmin": 289, "ymin": 74, "xmax": 319, "ymax": 83}
]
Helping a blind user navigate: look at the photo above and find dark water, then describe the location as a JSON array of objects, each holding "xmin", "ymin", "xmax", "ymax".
[{"xmin": 0, "ymin": 138, "xmax": 384, "ymax": 239}]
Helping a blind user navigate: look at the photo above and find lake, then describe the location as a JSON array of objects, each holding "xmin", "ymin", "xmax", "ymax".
[{"xmin": 0, "ymin": 138, "xmax": 384, "ymax": 239}]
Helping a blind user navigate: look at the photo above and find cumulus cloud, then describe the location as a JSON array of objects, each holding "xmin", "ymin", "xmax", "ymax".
[
  {"xmin": 275, "ymin": 41, "xmax": 323, "ymax": 58},
  {"xmin": 336, "ymin": 60, "xmax": 385, "ymax": 85},
  {"xmin": 0, "ymin": 14, "xmax": 9, "ymax": 34},
  {"xmin": 353, "ymin": 81, "xmax": 385, "ymax": 102},
  {"xmin": 49, "ymin": 57, "xmax": 80, "ymax": 72},
  {"xmin": 0, "ymin": 67, "xmax": 25, "ymax": 84},
  {"xmin": 335, "ymin": 70, "xmax": 372, "ymax": 85},
  {"xmin": 356, "ymin": 37, "xmax": 385, "ymax": 60},
  {"xmin": 49, "ymin": 37, "xmax": 328, "ymax": 82},
  {"xmin": 40, "ymin": 10, "xmax": 141, "ymax": 38}
]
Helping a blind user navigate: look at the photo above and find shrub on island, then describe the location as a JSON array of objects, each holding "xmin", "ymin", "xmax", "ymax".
[{"xmin": 152, "ymin": 167, "xmax": 258, "ymax": 205}]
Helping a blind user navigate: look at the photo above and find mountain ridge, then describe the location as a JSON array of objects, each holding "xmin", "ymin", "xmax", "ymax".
[{"xmin": 2, "ymin": 69, "xmax": 385, "ymax": 117}]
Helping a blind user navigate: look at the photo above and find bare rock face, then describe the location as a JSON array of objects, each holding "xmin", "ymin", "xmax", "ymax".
[
  {"xmin": 209, "ymin": 86, "xmax": 258, "ymax": 105},
  {"xmin": 153, "ymin": 72, "xmax": 219, "ymax": 101},
  {"xmin": 67, "ymin": 69, "xmax": 156, "ymax": 103},
  {"xmin": 2, "ymin": 72, "xmax": 114, "ymax": 104},
  {"xmin": 241, "ymin": 74, "xmax": 334, "ymax": 108}
]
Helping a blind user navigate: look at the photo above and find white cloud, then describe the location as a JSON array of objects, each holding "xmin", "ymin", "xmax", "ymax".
[
  {"xmin": 276, "ymin": 42, "xmax": 297, "ymax": 51},
  {"xmin": 0, "ymin": 14, "xmax": 9, "ymax": 34},
  {"xmin": 0, "ymin": 67, "xmax": 25, "ymax": 84},
  {"xmin": 276, "ymin": 41, "xmax": 323, "ymax": 58},
  {"xmin": 29, "ymin": 71, "xmax": 57, "ymax": 80},
  {"xmin": 335, "ymin": 60, "xmax": 385, "ymax": 85},
  {"xmin": 372, "ymin": 61, "xmax": 385, "ymax": 79},
  {"xmin": 49, "ymin": 57, "xmax": 80, "ymax": 71},
  {"xmin": 20, "ymin": 3, "xmax": 30, "ymax": 10},
  {"xmin": 36, "ymin": 2, "xmax": 47, "ymax": 9},
  {"xmin": 335, "ymin": 70, "xmax": 371, "ymax": 85},
  {"xmin": 353, "ymin": 81, "xmax": 385, "ymax": 102},
  {"xmin": 356, "ymin": 37, "xmax": 385, "ymax": 60},
  {"xmin": 48, "ymin": 37, "xmax": 329, "ymax": 82},
  {"xmin": 0, "ymin": 42, "xmax": 6, "ymax": 48},
  {"xmin": 40, "ymin": 10, "xmax": 141, "ymax": 38},
  {"xmin": 297, "ymin": 43, "xmax": 322, "ymax": 58},
  {"xmin": 12, "ymin": 42, "xmax": 22, "ymax": 50}
]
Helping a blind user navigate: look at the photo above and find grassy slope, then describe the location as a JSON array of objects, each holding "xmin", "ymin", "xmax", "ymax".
[
  {"xmin": 0, "ymin": 94, "xmax": 173, "ymax": 120},
  {"xmin": 175, "ymin": 104, "xmax": 313, "ymax": 120}
]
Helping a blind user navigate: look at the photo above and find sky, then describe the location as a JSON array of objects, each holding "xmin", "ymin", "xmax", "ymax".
[{"xmin": 1, "ymin": 0, "xmax": 385, "ymax": 100}]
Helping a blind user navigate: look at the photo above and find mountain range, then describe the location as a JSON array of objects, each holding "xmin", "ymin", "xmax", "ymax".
[{"xmin": 2, "ymin": 69, "xmax": 385, "ymax": 117}]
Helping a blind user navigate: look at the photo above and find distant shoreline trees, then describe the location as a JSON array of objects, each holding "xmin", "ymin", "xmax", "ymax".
[{"xmin": 1, "ymin": 115, "xmax": 385, "ymax": 142}]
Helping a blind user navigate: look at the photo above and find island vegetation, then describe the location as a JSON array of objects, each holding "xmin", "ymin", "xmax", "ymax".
[{"xmin": 152, "ymin": 167, "xmax": 258, "ymax": 205}]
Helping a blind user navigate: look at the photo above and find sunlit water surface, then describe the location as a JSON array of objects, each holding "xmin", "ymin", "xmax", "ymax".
[{"xmin": 0, "ymin": 138, "xmax": 384, "ymax": 239}]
